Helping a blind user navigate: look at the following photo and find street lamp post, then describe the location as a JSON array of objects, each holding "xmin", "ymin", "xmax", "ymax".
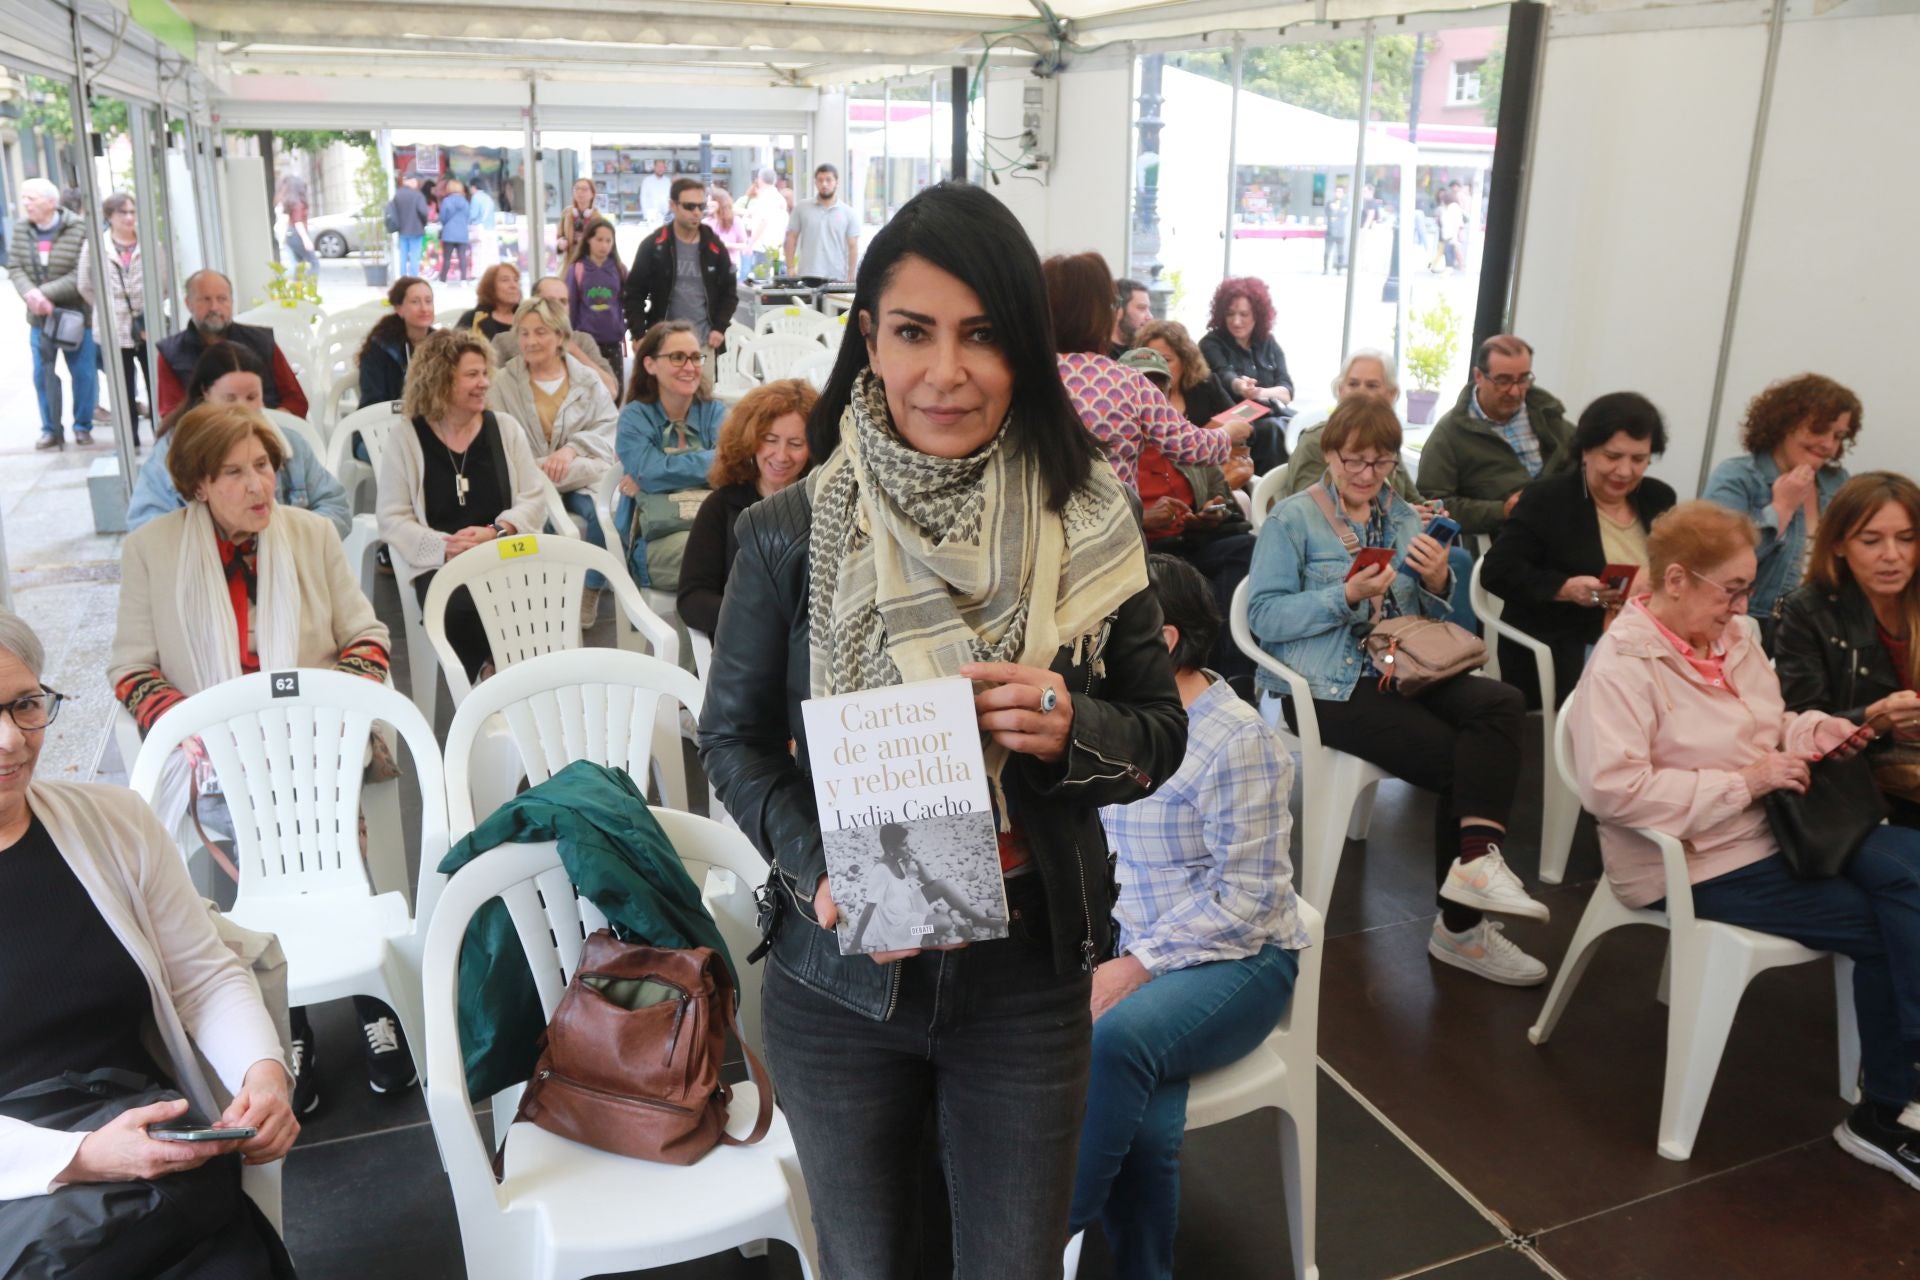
[{"xmin": 1130, "ymin": 54, "xmax": 1169, "ymax": 318}]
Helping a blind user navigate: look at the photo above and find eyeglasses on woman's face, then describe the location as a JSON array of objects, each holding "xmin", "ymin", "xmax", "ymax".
[
  {"xmin": 655, "ymin": 350, "xmax": 707, "ymax": 369},
  {"xmin": 1686, "ymin": 566, "xmax": 1753, "ymax": 609},
  {"xmin": 0, "ymin": 688, "xmax": 65, "ymax": 732},
  {"xmin": 1335, "ymin": 453, "xmax": 1398, "ymax": 477}
]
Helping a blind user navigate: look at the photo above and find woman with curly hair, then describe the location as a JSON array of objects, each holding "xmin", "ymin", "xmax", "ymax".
[
  {"xmin": 1198, "ymin": 276, "xmax": 1292, "ymax": 473},
  {"xmin": 1135, "ymin": 318, "xmax": 1236, "ymax": 431},
  {"xmin": 675, "ymin": 377, "xmax": 817, "ymax": 636},
  {"xmin": 1703, "ymin": 372, "xmax": 1863, "ymax": 640}
]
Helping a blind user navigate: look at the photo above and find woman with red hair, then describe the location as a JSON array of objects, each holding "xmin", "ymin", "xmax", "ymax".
[{"xmin": 1199, "ymin": 276, "xmax": 1293, "ymax": 473}]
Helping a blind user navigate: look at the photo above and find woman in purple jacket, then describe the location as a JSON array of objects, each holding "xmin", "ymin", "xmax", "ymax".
[{"xmin": 566, "ymin": 216, "xmax": 628, "ymax": 392}]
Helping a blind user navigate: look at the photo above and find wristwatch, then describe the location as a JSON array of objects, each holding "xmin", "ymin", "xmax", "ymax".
[{"xmin": 491, "ymin": 521, "xmax": 510, "ymax": 539}]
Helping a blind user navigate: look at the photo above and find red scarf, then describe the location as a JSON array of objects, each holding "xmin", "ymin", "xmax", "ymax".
[{"xmin": 218, "ymin": 535, "xmax": 261, "ymax": 674}]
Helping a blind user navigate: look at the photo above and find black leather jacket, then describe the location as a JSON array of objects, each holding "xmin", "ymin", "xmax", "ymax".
[
  {"xmin": 1776, "ymin": 579, "xmax": 1905, "ymax": 724},
  {"xmin": 698, "ymin": 482, "xmax": 1188, "ymax": 1020}
]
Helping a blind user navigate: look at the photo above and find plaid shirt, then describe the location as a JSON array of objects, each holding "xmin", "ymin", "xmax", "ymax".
[
  {"xmin": 1101, "ymin": 676, "xmax": 1311, "ymax": 975},
  {"xmin": 1470, "ymin": 387, "xmax": 1543, "ymax": 479}
]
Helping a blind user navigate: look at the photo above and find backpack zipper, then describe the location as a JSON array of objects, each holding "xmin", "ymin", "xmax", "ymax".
[{"xmin": 536, "ymin": 1067, "xmax": 697, "ymax": 1115}]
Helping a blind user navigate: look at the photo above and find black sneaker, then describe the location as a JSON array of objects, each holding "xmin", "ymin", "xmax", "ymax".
[
  {"xmin": 289, "ymin": 1007, "xmax": 321, "ymax": 1116},
  {"xmin": 356, "ymin": 997, "xmax": 418, "ymax": 1094},
  {"xmin": 1834, "ymin": 1103, "xmax": 1920, "ymax": 1190}
]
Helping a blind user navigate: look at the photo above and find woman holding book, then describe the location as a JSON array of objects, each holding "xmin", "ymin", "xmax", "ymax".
[{"xmin": 700, "ymin": 181, "xmax": 1188, "ymax": 1279}]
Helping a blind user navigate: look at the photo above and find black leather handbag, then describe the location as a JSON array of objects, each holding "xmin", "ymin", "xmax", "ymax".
[{"xmin": 1764, "ymin": 752, "xmax": 1890, "ymax": 880}]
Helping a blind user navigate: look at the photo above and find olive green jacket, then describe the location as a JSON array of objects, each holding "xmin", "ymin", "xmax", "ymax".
[{"xmin": 1414, "ymin": 384, "xmax": 1574, "ymax": 536}]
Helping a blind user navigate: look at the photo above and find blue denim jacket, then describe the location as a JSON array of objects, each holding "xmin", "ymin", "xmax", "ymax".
[
  {"xmin": 1247, "ymin": 483, "xmax": 1452, "ymax": 701},
  {"xmin": 1701, "ymin": 451, "xmax": 1848, "ymax": 623},
  {"xmin": 126, "ymin": 429, "xmax": 352, "ymax": 537}
]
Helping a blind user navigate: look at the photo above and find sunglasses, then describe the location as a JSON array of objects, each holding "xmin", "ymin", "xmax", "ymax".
[{"xmin": 678, "ymin": 201, "xmax": 708, "ymax": 212}]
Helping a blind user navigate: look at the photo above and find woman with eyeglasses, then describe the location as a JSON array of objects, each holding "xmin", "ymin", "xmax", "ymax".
[
  {"xmin": 1703, "ymin": 373, "xmax": 1864, "ymax": 644},
  {"xmin": 1482, "ymin": 392, "xmax": 1678, "ymax": 709},
  {"xmin": 1565, "ymin": 500, "xmax": 1920, "ymax": 1187},
  {"xmin": 614, "ymin": 320, "xmax": 726, "ymax": 592},
  {"xmin": 0, "ymin": 611, "xmax": 302, "ymax": 1271},
  {"xmin": 76, "ymin": 191, "xmax": 150, "ymax": 441},
  {"xmin": 1248, "ymin": 397, "xmax": 1548, "ymax": 987}
]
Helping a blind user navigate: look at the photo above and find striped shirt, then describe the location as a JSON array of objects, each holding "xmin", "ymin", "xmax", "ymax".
[
  {"xmin": 1470, "ymin": 388, "xmax": 1543, "ymax": 479},
  {"xmin": 1101, "ymin": 675, "xmax": 1311, "ymax": 975}
]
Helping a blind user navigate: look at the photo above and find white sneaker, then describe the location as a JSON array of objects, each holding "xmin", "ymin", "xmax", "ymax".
[
  {"xmin": 579, "ymin": 587, "xmax": 602, "ymax": 630},
  {"xmin": 1428, "ymin": 916, "xmax": 1549, "ymax": 987},
  {"xmin": 1440, "ymin": 846, "xmax": 1549, "ymax": 922}
]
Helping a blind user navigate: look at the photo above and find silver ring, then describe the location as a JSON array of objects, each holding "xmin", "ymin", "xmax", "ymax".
[
  {"xmin": 1039, "ymin": 687, "xmax": 1058, "ymax": 714},
  {"xmin": 1590, "ymin": 590, "xmax": 1600, "ymax": 605}
]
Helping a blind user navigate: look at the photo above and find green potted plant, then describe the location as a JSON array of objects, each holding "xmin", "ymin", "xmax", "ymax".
[
  {"xmin": 354, "ymin": 146, "xmax": 391, "ymax": 287},
  {"xmin": 1404, "ymin": 295, "xmax": 1461, "ymax": 425}
]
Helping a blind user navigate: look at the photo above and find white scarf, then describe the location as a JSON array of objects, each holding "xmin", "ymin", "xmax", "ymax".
[{"xmin": 149, "ymin": 502, "xmax": 302, "ymax": 837}]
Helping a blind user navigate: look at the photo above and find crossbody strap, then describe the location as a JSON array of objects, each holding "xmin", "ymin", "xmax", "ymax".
[{"xmin": 1305, "ymin": 482, "xmax": 1361, "ymax": 555}]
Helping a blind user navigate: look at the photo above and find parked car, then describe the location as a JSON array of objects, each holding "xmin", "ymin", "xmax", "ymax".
[{"xmin": 306, "ymin": 212, "xmax": 365, "ymax": 258}]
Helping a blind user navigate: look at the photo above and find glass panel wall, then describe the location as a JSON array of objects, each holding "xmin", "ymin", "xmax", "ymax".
[{"xmin": 1133, "ymin": 52, "xmax": 1229, "ymax": 339}]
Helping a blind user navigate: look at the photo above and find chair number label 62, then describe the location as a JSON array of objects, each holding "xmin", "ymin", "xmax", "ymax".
[
  {"xmin": 498, "ymin": 534, "xmax": 539, "ymax": 560},
  {"xmin": 270, "ymin": 672, "xmax": 301, "ymax": 699}
]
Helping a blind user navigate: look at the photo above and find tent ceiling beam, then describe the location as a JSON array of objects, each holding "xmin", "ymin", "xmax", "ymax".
[{"xmin": 215, "ymin": 34, "xmax": 997, "ymax": 69}]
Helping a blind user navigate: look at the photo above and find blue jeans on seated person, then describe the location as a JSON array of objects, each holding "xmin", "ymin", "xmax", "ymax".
[
  {"xmin": 1660, "ymin": 831, "xmax": 1920, "ymax": 1110},
  {"xmin": 558, "ymin": 488, "xmax": 609, "ymax": 590},
  {"xmin": 1070, "ymin": 944, "xmax": 1299, "ymax": 1280},
  {"xmin": 1446, "ymin": 543, "xmax": 1476, "ymax": 631}
]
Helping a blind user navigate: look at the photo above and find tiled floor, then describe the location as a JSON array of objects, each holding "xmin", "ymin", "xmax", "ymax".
[{"xmin": 69, "ymin": 532, "xmax": 1913, "ymax": 1278}]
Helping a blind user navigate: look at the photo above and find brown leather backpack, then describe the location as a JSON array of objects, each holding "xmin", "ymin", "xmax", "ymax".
[{"xmin": 501, "ymin": 932, "xmax": 772, "ymax": 1170}]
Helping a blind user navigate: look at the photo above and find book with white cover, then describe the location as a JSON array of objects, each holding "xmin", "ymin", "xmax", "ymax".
[{"xmin": 801, "ymin": 676, "xmax": 1010, "ymax": 956}]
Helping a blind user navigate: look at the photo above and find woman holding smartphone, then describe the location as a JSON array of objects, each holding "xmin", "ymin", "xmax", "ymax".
[
  {"xmin": 1482, "ymin": 392, "xmax": 1678, "ymax": 709},
  {"xmin": 700, "ymin": 182, "xmax": 1187, "ymax": 1277},
  {"xmin": 1776, "ymin": 472, "xmax": 1920, "ymax": 827},
  {"xmin": 1248, "ymin": 397, "xmax": 1547, "ymax": 986}
]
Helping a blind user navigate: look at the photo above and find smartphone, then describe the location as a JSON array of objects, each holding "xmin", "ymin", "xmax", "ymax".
[
  {"xmin": 1817, "ymin": 723, "xmax": 1878, "ymax": 763},
  {"xmin": 1600, "ymin": 563, "xmax": 1639, "ymax": 595},
  {"xmin": 1346, "ymin": 547, "xmax": 1395, "ymax": 580},
  {"xmin": 1399, "ymin": 516, "xmax": 1461, "ymax": 576},
  {"xmin": 148, "ymin": 1122, "xmax": 257, "ymax": 1143}
]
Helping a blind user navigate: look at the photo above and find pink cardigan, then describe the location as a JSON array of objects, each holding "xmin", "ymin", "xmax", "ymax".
[{"xmin": 1564, "ymin": 601, "xmax": 1846, "ymax": 908}]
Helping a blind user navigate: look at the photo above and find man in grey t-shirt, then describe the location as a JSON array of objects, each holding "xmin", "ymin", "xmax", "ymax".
[
  {"xmin": 624, "ymin": 177, "xmax": 738, "ymax": 353},
  {"xmin": 786, "ymin": 164, "xmax": 860, "ymax": 281}
]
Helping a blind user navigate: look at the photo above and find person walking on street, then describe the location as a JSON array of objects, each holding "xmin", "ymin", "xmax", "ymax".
[
  {"xmin": 388, "ymin": 176, "xmax": 431, "ymax": 279},
  {"xmin": 743, "ymin": 167, "xmax": 788, "ymax": 277},
  {"xmin": 276, "ymin": 171, "xmax": 319, "ymax": 272},
  {"xmin": 566, "ymin": 217, "xmax": 629, "ymax": 389},
  {"xmin": 626, "ymin": 178, "xmax": 737, "ymax": 358},
  {"xmin": 437, "ymin": 179, "xmax": 472, "ymax": 284},
  {"xmin": 7, "ymin": 178, "xmax": 98, "ymax": 450},
  {"xmin": 77, "ymin": 191, "xmax": 151, "ymax": 444},
  {"xmin": 785, "ymin": 163, "xmax": 859, "ymax": 281}
]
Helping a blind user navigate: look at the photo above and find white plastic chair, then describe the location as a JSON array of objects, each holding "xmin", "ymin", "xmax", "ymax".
[
  {"xmin": 420, "ymin": 830, "xmax": 816, "ymax": 1280},
  {"xmin": 754, "ymin": 305, "xmax": 832, "ymax": 343},
  {"xmin": 749, "ymin": 335, "xmax": 824, "ymax": 382},
  {"xmin": 1064, "ymin": 901, "xmax": 1325, "ymax": 1280},
  {"xmin": 1468, "ymin": 558, "xmax": 1579, "ymax": 885},
  {"xmin": 1229, "ymin": 580, "xmax": 1389, "ymax": 913},
  {"xmin": 724, "ymin": 321, "xmax": 755, "ymax": 355},
  {"xmin": 264, "ymin": 408, "xmax": 325, "ymax": 466},
  {"xmin": 322, "ymin": 369, "xmax": 359, "ymax": 433},
  {"xmin": 329, "ymin": 399, "xmax": 403, "ymax": 518},
  {"xmin": 793, "ymin": 350, "xmax": 835, "ymax": 390},
  {"xmin": 1250, "ymin": 465, "xmax": 1291, "ymax": 530},
  {"xmin": 444, "ymin": 647, "xmax": 704, "ymax": 837},
  {"xmin": 1528, "ymin": 690, "xmax": 1860, "ymax": 1160},
  {"xmin": 129, "ymin": 670, "xmax": 449, "ymax": 1084},
  {"xmin": 688, "ymin": 627, "xmax": 714, "ymax": 684}
]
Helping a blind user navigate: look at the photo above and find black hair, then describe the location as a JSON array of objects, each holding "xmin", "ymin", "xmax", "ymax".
[
  {"xmin": 159, "ymin": 341, "xmax": 271, "ymax": 437},
  {"xmin": 808, "ymin": 181, "xmax": 1100, "ymax": 511},
  {"xmin": 1114, "ymin": 277, "xmax": 1147, "ymax": 304},
  {"xmin": 1572, "ymin": 390, "xmax": 1669, "ymax": 457},
  {"xmin": 1146, "ymin": 553, "xmax": 1220, "ymax": 674},
  {"xmin": 1472, "ymin": 333, "xmax": 1534, "ymax": 375},
  {"xmin": 815, "ymin": 163, "xmax": 839, "ymax": 179}
]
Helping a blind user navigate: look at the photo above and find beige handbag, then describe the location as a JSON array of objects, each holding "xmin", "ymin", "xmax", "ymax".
[{"xmin": 1364, "ymin": 616, "xmax": 1488, "ymax": 695}]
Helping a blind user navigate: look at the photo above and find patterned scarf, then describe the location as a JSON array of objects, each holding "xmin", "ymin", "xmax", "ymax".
[{"xmin": 808, "ymin": 371, "xmax": 1147, "ymax": 820}]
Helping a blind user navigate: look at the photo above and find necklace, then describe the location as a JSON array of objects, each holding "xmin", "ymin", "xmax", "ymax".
[{"xmin": 445, "ymin": 441, "xmax": 472, "ymax": 505}]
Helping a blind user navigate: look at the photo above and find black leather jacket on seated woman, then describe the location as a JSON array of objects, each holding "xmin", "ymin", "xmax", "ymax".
[{"xmin": 698, "ymin": 482, "xmax": 1189, "ymax": 1021}]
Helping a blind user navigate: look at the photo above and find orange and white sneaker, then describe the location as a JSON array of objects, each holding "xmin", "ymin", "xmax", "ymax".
[
  {"xmin": 1440, "ymin": 846, "xmax": 1550, "ymax": 922},
  {"xmin": 1428, "ymin": 916, "xmax": 1548, "ymax": 987}
]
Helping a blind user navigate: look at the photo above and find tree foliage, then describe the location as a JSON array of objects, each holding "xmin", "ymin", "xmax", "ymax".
[
  {"xmin": 1175, "ymin": 37, "xmax": 1419, "ymax": 122},
  {"xmin": 1477, "ymin": 42, "xmax": 1506, "ymax": 127},
  {"xmin": 20, "ymin": 75, "xmax": 129, "ymax": 146},
  {"xmin": 221, "ymin": 128, "xmax": 376, "ymax": 156}
]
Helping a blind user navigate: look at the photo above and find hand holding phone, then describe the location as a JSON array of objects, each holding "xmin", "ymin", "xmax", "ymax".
[
  {"xmin": 1345, "ymin": 546, "xmax": 1395, "ymax": 581},
  {"xmin": 1815, "ymin": 721, "xmax": 1877, "ymax": 763},
  {"xmin": 1400, "ymin": 515, "xmax": 1460, "ymax": 576},
  {"xmin": 148, "ymin": 1121, "xmax": 259, "ymax": 1143},
  {"xmin": 1600, "ymin": 562, "xmax": 1639, "ymax": 598}
]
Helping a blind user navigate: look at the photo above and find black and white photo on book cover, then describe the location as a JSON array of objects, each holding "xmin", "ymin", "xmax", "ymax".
[{"xmin": 801, "ymin": 676, "xmax": 1010, "ymax": 956}]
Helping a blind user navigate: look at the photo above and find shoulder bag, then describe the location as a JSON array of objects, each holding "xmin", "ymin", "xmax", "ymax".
[
  {"xmin": 1306, "ymin": 484, "xmax": 1487, "ymax": 695},
  {"xmin": 497, "ymin": 932, "xmax": 772, "ymax": 1172},
  {"xmin": 1765, "ymin": 750, "xmax": 1891, "ymax": 879}
]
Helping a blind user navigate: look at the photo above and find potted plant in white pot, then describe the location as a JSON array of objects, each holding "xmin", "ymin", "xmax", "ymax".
[{"xmin": 1404, "ymin": 295, "xmax": 1461, "ymax": 426}]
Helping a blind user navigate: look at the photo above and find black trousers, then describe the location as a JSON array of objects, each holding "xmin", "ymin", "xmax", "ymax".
[
  {"xmin": 1248, "ymin": 416, "xmax": 1288, "ymax": 475},
  {"xmin": 413, "ymin": 572, "xmax": 490, "ymax": 681},
  {"xmin": 597, "ymin": 341, "xmax": 626, "ymax": 399},
  {"xmin": 1496, "ymin": 634, "xmax": 1586, "ymax": 712},
  {"xmin": 1310, "ymin": 674, "xmax": 1525, "ymax": 921},
  {"xmin": 120, "ymin": 344, "xmax": 150, "ymax": 443}
]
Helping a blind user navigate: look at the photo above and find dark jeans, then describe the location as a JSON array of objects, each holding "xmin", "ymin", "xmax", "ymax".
[
  {"xmin": 1310, "ymin": 674, "xmax": 1526, "ymax": 922},
  {"xmin": 1248, "ymin": 417, "xmax": 1287, "ymax": 476},
  {"xmin": 596, "ymin": 341, "xmax": 626, "ymax": 396},
  {"xmin": 440, "ymin": 240, "xmax": 470, "ymax": 282},
  {"xmin": 1071, "ymin": 945, "xmax": 1298, "ymax": 1280},
  {"xmin": 412, "ymin": 572, "xmax": 490, "ymax": 681},
  {"xmin": 1664, "ymin": 836, "xmax": 1920, "ymax": 1109},
  {"xmin": 1157, "ymin": 530, "xmax": 1255, "ymax": 688},
  {"xmin": 763, "ymin": 875, "xmax": 1092, "ymax": 1279}
]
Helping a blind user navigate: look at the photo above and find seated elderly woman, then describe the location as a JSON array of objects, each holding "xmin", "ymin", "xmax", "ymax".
[
  {"xmin": 1566, "ymin": 500, "xmax": 1920, "ymax": 1187},
  {"xmin": 1776, "ymin": 472, "xmax": 1920, "ymax": 828},
  {"xmin": 0, "ymin": 611, "xmax": 299, "ymax": 1268},
  {"xmin": 127, "ymin": 341, "xmax": 349, "ymax": 536},
  {"xmin": 1482, "ymin": 391, "xmax": 1678, "ymax": 708},
  {"xmin": 491, "ymin": 274, "xmax": 619, "ymax": 400},
  {"xmin": 1283, "ymin": 350, "xmax": 1418, "ymax": 502},
  {"xmin": 1071, "ymin": 554, "xmax": 1309, "ymax": 1278},
  {"xmin": 1250, "ymin": 397, "xmax": 1547, "ymax": 985},
  {"xmin": 614, "ymin": 319, "xmax": 727, "ymax": 593},
  {"xmin": 110, "ymin": 400, "xmax": 400, "ymax": 1115},
  {"xmin": 675, "ymin": 377, "xmax": 816, "ymax": 638},
  {"xmin": 377, "ymin": 328, "xmax": 547, "ymax": 683},
  {"xmin": 487, "ymin": 296, "xmax": 619, "ymax": 627}
]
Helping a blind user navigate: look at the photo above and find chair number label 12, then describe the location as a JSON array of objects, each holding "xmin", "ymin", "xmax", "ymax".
[{"xmin": 498, "ymin": 534, "xmax": 539, "ymax": 560}]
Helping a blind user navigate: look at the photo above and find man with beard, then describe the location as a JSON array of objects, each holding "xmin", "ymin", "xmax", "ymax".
[{"xmin": 154, "ymin": 270, "xmax": 309, "ymax": 419}]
